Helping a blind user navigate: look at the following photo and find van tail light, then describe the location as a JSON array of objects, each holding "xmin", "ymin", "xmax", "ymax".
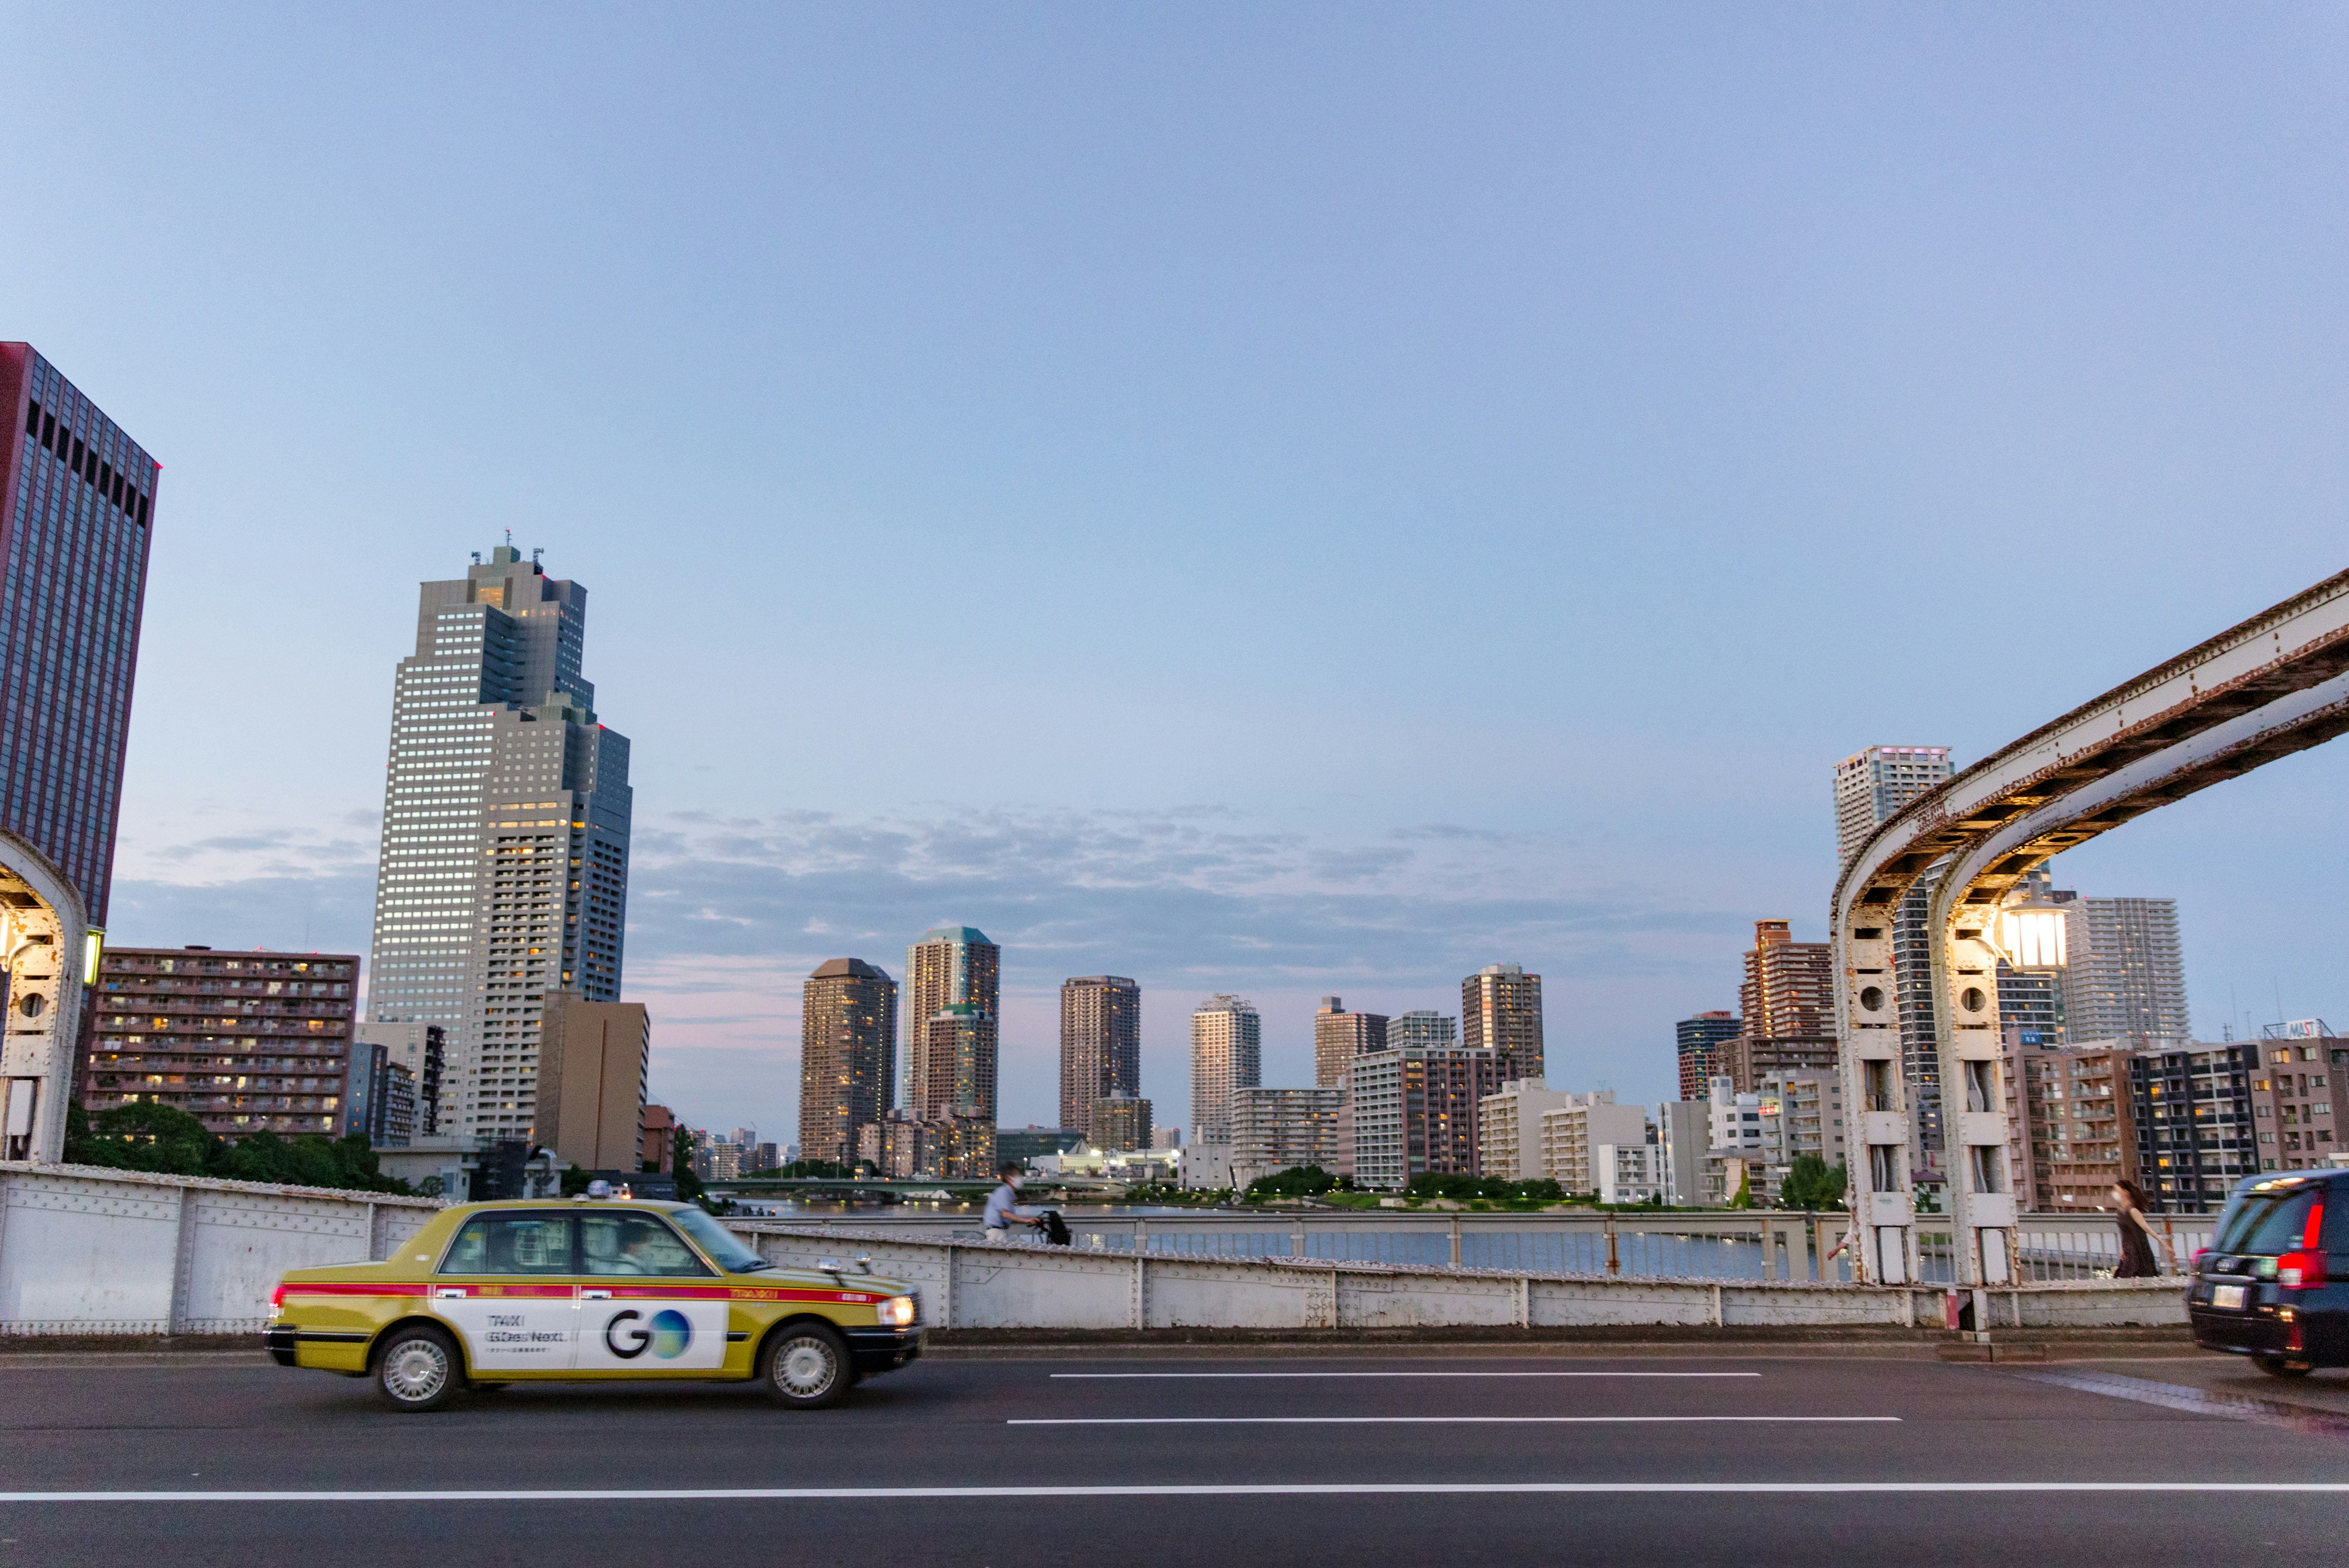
[{"xmin": 2279, "ymin": 1203, "xmax": 2326, "ymax": 1288}]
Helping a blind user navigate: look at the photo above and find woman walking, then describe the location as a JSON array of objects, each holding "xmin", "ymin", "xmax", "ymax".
[{"xmin": 2110, "ymin": 1179, "xmax": 2170, "ymax": 1277}]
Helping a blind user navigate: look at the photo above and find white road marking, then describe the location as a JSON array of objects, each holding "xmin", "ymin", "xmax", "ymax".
[
  {"xmin": 1050, "ymin": 1372, "xmax": 1764, "ymax": 1379},
  {"xmin": 1, "ymin": 1481, "xmax": 2343, "ymax": 1503},
  {"xmin": 1006, "ymin": 1416, "xmax": 1899, "ymax": 1425}
]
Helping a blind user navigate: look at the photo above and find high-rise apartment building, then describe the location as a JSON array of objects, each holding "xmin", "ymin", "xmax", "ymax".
[
  {"xmin": 1387, "ymin": 1011, "xmax": 1458, "ymax": 1051},
  {"xmin": 2128, "ymin": 1043, "xmax": 2254, "ymax": 1213},
  {"xmin": 1190, "ymin": 995, "xmax": 1261, "ymax": 1145},
  {"xmin": 1463, "ymin": 963, "xmax": 1544, "ymax": 1083},
  {"xmin": 83, "ymin": 948, "xmax": 358, "ymax": 1136},
  {"xmin": 363, "ymin": 546, "xmax": 634, "ymax": 1143},
  {"xmin": 1729, "ymin": 921, "xmax": 1836, "ymax": 1091},
  {"xmin": 1313, "ymin": 996, "xmax": 1387, "ymax": 1089},
  {"xmin": 0, "ymin": 345, "xmax": 157, "ymax": 932},
  {"xmin": 905, "ymin": 926, "xmax": 999, "ymax": 1119},
  {"xmin": 2002, "ymin": 1040, "xmax": 2142, "ymax": 1211},
  {"xmin": 1059, "ymin": 975, "xmax": 1140, "ymax": 1140},
  {"xmin": 1835, "ymin": 746, "xmax": 1956, "ymax": 1166},
  {"xmin": 340, "ymin": 1042, "xmax": 418, "ymax": 1147},
  {"xmin": 925, "ymin": 1003, "xmax": 999, "ymax": 1123},
  {"xmin": 1675, "ymin": 1011, "xmax": 1740, "ymax": 1100},
  {"xmin": 2062, "ymin": 897, "xmax": 2191, "ymax": 1047},
  {"xmin": 1230, "ymin": 1086, "xmax": 1345, "ymax": 1181},
  {"xmin": 1347, "ymin": 1047, "xmax": 1501, "ymax": 1190},
  {"xmin": 1833, "ymin": 745, "xmax": 1954, "ymax": 866},
  {"xmin": 800, "ymin": 958, "xmax": 897, "ymax": 1168}
]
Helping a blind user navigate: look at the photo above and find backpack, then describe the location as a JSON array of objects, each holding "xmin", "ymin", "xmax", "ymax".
[{"xmin": 1039, "ymin": 1209, "xmax": 1072, "ymax": 1246}]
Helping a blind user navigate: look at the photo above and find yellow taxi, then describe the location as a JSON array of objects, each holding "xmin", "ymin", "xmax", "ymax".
[{"xmin": 264, "ymin": 1196, "xmax": 921, "ymax": 1412}]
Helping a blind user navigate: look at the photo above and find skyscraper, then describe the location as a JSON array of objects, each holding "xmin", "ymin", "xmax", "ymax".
[
  {"xmin": 1463, "ymin": 963, "xmax": 1543, "ymax": 1082},
  {"xmin": 925, "ymin": 1003, "xmax": 998, "ymax": 1122},
  {"xmin": 0, "ymin": 345, "xmax": 157, "ymax": 930},
  {"xmin": 1313, "ymin": 996, "xmax": 1387, "ymax": 1088},
  {"xmin": 1675, "ymin": 1010, "xmax": 1740, "ymax": 1099},
  {"xmin": 800, "ymin": 957, "xmax": 897, "ymax": 1167},
  {"xmin": 1731, "ymin": 920, "xmax": 1837, "ymax": 1090},
  {"xmin": 1190, "ymin": 995, "xmax": 1261, "ymax": 1145},
  {"xmin": 1060, "ymin": 975, "xmax": 1140, "ymax": 1139},
  {"xmin": 1833, "ymin": 745, "xmax": 1954, "ymax": 866},
  {"xmin": 363, "ymin": 546, "xmax": 634, "ymax": 1142},
  {"xmin": 2063, "ymin": 897, "xmax": 2190, "ymax": 1046},
  {"xmin": 904, "ymin": 927, "xmax": 999, "ymax": 1120},
  {"xmin": 1834, "ymin": 745, "xmax": 1957, "ymax": 1164}
]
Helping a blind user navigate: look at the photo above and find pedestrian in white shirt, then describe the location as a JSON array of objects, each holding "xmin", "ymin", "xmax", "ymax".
[{"xmin": 983, "ymin": 1162, "xmax": 1041, "ymax": 1243}]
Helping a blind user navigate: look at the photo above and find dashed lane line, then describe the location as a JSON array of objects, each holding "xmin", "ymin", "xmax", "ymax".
[
  {"xmin": 2, "ymin": 1481, "xmax": 2345, "ymax": 1503},
  {"xmin": 1006, "ymin": 1416, "xmax": 1899, "ymax": 1425}
]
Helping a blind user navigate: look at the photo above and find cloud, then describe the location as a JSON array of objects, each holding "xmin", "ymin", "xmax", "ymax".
[{"xmin": 102, "ymin": 801, "xmax": 1775, "ymax": 1139}]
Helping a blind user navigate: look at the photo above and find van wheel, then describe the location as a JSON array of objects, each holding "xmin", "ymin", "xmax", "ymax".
[
  {"xmin": 2254, "ymin": 1354, "xmax": 2314, "ymax": 1379},
  {"xmin": 760, "ymin": 1324, "xmax": 849, "ymax": 1408},
  {"xmin": 375, "ymin": 1325, "xmax": 463, "ymax": 1412}
]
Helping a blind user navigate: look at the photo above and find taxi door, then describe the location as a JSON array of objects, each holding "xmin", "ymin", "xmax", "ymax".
[
  {"xmin": 571, "ymin": 1209, "xmax": 730, "ymax": 1373},
  {"xmin": 428, "ymin": 1210, "xmax": 579, "ymax": 1372}
]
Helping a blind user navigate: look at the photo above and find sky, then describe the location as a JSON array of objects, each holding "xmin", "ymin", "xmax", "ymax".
[{"xmin": 8, "ymin": 4, "xmax": 2349, "ymax": 1143}]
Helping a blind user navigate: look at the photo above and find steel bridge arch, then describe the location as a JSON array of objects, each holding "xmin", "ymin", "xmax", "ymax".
[
  {"xmin": 0, "ymin": 826, "xmax": 86, "ymax": 1164},
  {"xmin": 1833, "ymin": 567, "xmax": 2349, "ymax": 1288}
]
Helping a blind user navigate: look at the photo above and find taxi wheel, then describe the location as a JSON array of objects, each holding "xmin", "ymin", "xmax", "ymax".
[
  {"xmin": 760, "ymin": 1323, "xmax": 850, "ymax": 1409},
  {"xmin": 2254, "ymin": 1354, "xmax": 2314, "ymax": 1379},
  {"xmin": 374, "ymin": 1324, "xmax": 463, "ymax": 1413}
]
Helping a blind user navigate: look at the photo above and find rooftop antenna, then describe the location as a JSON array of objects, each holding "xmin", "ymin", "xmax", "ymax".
[
  {"xmin": 504, "ymin": 527, "xmax": 513, "ymax": 548},
  {"xmin": 470, "ymin": 551, "xmax": 481, "ymax": 565},
  {"xmin": 532, "ymin": 546, "xmax": 543, "ymax": 567}
]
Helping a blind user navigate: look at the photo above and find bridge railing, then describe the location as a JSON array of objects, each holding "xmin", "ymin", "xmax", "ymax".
[{"xmin": 739, "ymin": 1208, "xmax": 2211, "ymax": 1284}]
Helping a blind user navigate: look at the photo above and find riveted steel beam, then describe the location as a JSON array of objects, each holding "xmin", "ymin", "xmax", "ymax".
[{"xmin": 1835, "ymin": 568, "xmax": 2349, "ymax": 1285}]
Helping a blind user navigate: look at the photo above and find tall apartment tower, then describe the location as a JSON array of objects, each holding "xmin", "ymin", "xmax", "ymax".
[
  {"xmin": 1059, "ymin": 975, "xmax": 1140, "ymax": 1139},
  {"xmin": 1833, "ymin": 746, "xmax": 1954, "ymax": 866},
  {"xmin": 1675, "ymin": 1011, "xmax": 1741, "ymax": 1099},
  {"xmin": 1313, "ymin": 996, "xmax": 1388, "ymax": 1088},
  {"xmin": 2063, "ymin": 897, "xmax": 2190, "ymax": 1046},
  {"xmin": 1190, "ymin": 994, "xmax": 1262, "ymax": 1145},
  {"xmin": 1834, "ymin": 745, "xmax": 1958, "ymax": 1162},
  {"xmin": 800, "ymin": 958, "xmax": 897, "ymax": 1167},
  {"xmin": 926, "ymin": 1003, "xmax": 999, "ymax": 1122},
  {"xmin": 1463, "ymin": 963, "xmax": 1544, "ymax": 1083},
  {"xmin": 0, "ymin": 346, "xmax": 158, "ymax": 929},
  {"xmin": 363, "ymin": 546, "xmax": 634, "ymax": 1142},
  {"xmin": 904, "ymin": 926, "xmax": 999, "ymax": 1119},
  {"xmin": 1732, "ymin": 921, "xmax": 1838, "ymax": 1091}
]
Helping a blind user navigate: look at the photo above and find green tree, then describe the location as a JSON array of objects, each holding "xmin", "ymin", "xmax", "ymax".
[
  {"xmin": 1247, "ymin": 1164, "xmax": 1341, "ymax": 1198},
  {"xmin": 1778, "ymin": 1154, "xmax": 1847, "ymax": 1210}
]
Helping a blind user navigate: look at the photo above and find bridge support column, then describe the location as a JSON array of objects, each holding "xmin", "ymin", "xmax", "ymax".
[
  {"xmin": 1931, "ymin": 892, "xmax": 2018, "ymax": 1291},
  {"xmin": 0, "ymin": 830, "xmax": 87, "ymax": 1166}
]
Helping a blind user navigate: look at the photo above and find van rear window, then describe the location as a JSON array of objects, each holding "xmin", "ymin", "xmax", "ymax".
[{"xmin": 2214, "ymin": 1188, "xmax": 2318, "ymax": 1255}]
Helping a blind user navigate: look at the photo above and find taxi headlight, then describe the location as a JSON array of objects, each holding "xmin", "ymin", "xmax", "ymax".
[{"xmin": 881, "ymin": 1294, "xmax": 916, "ymax": 1328}]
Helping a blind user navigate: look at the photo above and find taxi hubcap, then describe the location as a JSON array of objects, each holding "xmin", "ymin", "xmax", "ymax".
[
  {"xmin": 776, "ymin": 1338, "xmax": 836, "ymax": 1396},
  {"xmin": 384, "ymin": 1339, "xmax": 449, "ymax": 1402}
]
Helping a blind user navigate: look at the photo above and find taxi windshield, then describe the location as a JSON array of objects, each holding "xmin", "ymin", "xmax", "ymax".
[{"xmin": 669, "ymin": 1207, "xmax": 773, "ymax": 1273}]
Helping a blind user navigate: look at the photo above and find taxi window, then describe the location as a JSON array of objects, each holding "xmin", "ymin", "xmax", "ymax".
[
  {"xmin": 439, "ymin": 1213, "xmax": 576, "ymax": 1276},
  {"xmin": 579, "ymin": 1212, "xmax": 713, "ymax": 1277}
]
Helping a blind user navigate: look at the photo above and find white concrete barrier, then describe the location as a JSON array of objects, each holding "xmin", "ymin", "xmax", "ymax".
[
  {"xmin": 0, "ymin": 1162, "xmax": 443, "ymax": 1335},
  {"xmin": 0, "ymin": 1164, "xmax": 2186, "ymax": 1337},
  {"xmin": 730, "ymin": 1223, "xmax": 2189, "ymax": 1331}
]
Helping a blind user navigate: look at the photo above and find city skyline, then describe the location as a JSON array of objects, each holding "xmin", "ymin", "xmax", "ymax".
[{"xmin": 14, "ymin": 12, "xmax": 2349, "ymax": 1143}]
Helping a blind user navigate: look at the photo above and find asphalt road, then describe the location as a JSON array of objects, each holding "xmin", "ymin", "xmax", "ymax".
[{"xmin": 2, "ymin": 1350, "xmax": 2347, "ymax": 1566}]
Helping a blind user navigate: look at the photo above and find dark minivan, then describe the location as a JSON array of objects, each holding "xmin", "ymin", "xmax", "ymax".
[{"xmin": 2188, "ymin": 1167, "xmax": 2349, "ymax": 1377}]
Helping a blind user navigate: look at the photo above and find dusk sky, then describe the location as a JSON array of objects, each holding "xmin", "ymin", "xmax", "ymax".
[{"xmin": 9, "ymin": 6, "xmax": 2349, "ymax": 1142}]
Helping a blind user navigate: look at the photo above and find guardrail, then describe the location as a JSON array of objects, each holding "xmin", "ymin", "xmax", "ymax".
[
  {"xmin": 737, "ymin": 1208, "xmax": 2216, "ymax": 1285},
  {"xmin": 729, "ymin": 1221, "xmax": 2189, "ymax": 1331},
  {"xmin": 0, "ymin": 1162, "xmax": 443, "ymax": 1335}
]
